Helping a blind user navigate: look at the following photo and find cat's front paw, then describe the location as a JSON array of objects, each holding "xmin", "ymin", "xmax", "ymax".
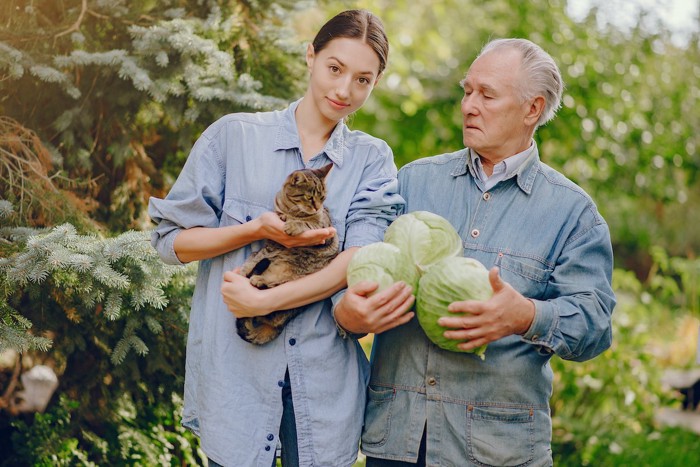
[
  {"xmin": 283, "ymin": 222, "xmax": 306, "ymax": 236},
  {"xmin": 249, "ymin": 275, "xmax": 270, "ymax": 289}
]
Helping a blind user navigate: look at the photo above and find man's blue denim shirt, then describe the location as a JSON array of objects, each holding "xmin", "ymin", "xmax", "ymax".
[
  {"xmin": 148, "ymin": 99, "xmax": 403, "ymax": 467},
  {"xmin": 362, "ymin": 146, "xmax": 616, "ymax": 466}
]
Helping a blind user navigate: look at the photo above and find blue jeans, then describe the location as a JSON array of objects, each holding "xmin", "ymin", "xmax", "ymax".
[
  {"xmin": 279, "ymin": 368, "xmax": 299, "ymax": 467},
  {"xmin": 208, "ymin": 369, "xmax": 298, "ymax": 467}
]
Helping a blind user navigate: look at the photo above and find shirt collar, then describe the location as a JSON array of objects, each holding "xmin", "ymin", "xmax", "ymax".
[
  {"xmin": 273, "ymin": 98, "xmax": 346, "ymax": 167},
  {"xmin": 454, "ymin": 141, "xmax": 540, "ymax": 194}
]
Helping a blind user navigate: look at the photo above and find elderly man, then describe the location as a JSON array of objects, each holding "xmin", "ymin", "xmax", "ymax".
[{"xmin": 334, "ymin": 38, "xmax": 616, "ymax": 466}]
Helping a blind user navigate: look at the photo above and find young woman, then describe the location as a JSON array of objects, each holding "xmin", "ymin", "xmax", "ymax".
[{"xmin": 148, "ymin": 10, "xmax": 412, "ymax": 467}]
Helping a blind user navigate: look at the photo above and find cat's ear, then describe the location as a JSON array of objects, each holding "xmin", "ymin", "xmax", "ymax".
[
  {"xmin": 291, "ymin": 172, "xmax": 304, "ymax": 185},
  {"xmin": 316, "ymin": 163, "xmax": 333, "ymax": 179}
]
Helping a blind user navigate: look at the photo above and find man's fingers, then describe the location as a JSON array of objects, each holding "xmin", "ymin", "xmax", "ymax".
[
  {"xmin": 488, "ymin": 266, "xmax": 505, "ymax": 292},
  {"xmin": 349, "ymin": 280, "xmax": 381, "ymax": 297},
  {"xmin": 376, "ymin": 311, "xmax": 415, "ymax": 334}
]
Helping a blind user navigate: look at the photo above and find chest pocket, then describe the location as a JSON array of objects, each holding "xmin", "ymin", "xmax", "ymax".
[
  {"xmin": 220, "ymin": 198, "xmax": 269, "ymax": 270},
  {"xmin": 221, "ymin": 197, "xmax": 269, "ymax": 228},
  {"xmin": 495, "ymin": 253, "xmax": 552, "ymax": 299}
]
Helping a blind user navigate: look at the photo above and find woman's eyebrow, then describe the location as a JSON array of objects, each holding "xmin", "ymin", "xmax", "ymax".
[{"xmin": 326, "ymin": 56, "xmax": 376, "ymax": 77}]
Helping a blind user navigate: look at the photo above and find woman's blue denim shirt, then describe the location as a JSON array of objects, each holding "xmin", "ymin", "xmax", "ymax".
[
  {"xmin": 148, "ymin": 99, "xmax": 403, "ymax": 467},
  {"xmin": 362, "ymin": 146, "xmax": 616, "ymax": 466}
]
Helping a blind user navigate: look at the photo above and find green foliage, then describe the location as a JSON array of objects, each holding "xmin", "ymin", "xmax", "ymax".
[
  {"xmin": 339, "ymin": 0, "xmax": 700, "ymax": 272},
  {"xmin": 7, "ymin": 396, "xmax": 93, "ymax": 466},
  {"xmin": 0, "ymin": 0, "xmax": 311, "ymax": 229},
  {"xmin": 5, "ymin": 393, "xmax": 205, "ymax": 467},
  {"xmin": 0, "ymin": 201, "xmax": 198, "ymax": 463},
  {"xmin": 550, "ymin": 257, "xmax": 698, "ymax": 465}
]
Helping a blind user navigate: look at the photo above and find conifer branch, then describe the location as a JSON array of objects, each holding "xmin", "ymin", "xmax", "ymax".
[{"xmin": 54, "ymin": 0, "xmax": 89, "ymax": 39}]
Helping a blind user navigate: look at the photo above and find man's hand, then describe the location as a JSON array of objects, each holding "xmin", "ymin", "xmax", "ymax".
[
  {"xmin": 437, "ymin": 267, "xmax": 535, "ymax": 352},
  {"xmin": 334, "ymin": 281, "xmax": 415, "ymax": 335},
  {"xmin": 256, "ymin": 212, "xmax": 335, "ymax": 247},
  {"xmin": 221, "ymin": 269, "xmax": 272, "ymax": 318}
]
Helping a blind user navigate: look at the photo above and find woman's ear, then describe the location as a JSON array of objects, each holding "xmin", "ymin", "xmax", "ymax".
[
  {"xmin": 374, "ymin": 71, "xmax": 384, "ymax": 87},
  {"xmin": 305, "ymin": 44, "xmax": 315, "ymax": 72}
]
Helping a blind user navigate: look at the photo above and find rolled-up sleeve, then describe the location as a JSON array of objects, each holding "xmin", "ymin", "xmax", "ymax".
[
  {"xmin": 148, "ymin": 134, "xmax": 225, "ymax": 265},
  {"xmin": 344, "ymin": 147, "xmax": 405, "ymax": 249},
  {"xmin": 522, "ymin": 221, "xmax": 616, "ymax": 362}
]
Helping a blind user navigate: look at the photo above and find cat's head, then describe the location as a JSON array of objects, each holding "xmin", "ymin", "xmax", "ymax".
[{"xmin": 276, "ymin": 163, "xmax": 333, "ymax": 217}]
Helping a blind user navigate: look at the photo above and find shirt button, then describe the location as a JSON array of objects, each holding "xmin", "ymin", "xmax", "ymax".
[
  {"xmin": 289, "ymin": 338, "xmax": 296, "ymax": 346},
  {"xmin": 471, "ymin": 229, "xmax": 480, "ymax": 238},
  {"xmin": 427, "ymin": 377, "xmax": 437, "ymax": 386},
  {"xmin": 265, "ymin": 445, "xmax": 271, "ymax": 451},
  {"xmin": 278, "ymin": 380, "xmax": 285, "ymax": 387},
  {"xmin": 267, "ymin": 433, "xmax": 274, "ymax": 441},
  {"xmin": 483, "ymin": 192, "xmax": 491, "ymax": 200},
  {"xmin": 245, "ymin": 215, "xmax": 252, "ymax": 222}
]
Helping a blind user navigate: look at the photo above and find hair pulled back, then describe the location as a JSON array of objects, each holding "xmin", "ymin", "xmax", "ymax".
[{"xmin": 312, "ymin": 10, "xmax": 389, "ymax": 75}]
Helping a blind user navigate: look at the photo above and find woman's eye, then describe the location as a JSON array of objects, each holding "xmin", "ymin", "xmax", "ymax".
[
  {"xmin": 358, "ymin": 77, "xmax": 370, "ymax": 85},
  {"xmin": 329, "ymin": 65, "xmax": 340, "ymax": 73}
]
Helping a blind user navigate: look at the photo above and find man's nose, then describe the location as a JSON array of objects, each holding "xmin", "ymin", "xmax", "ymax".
[{"xmin": 461, "ymin": 94, "xmax": 477, "ymax": 115}]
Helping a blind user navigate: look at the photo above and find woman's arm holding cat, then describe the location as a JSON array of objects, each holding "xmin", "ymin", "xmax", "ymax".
[
  {"xmin": 173, "ymin": 212, "xmax": 336, "ymax": 263},
  {"xmin": 221, "ymin": 248, "xmax": 357, "ymax": 317}
]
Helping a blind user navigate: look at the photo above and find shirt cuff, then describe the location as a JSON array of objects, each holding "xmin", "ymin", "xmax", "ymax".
[
  {"xmin": 521, "ymin": 299, "xmax": 556, "ymax": 353},
  {"xmin": 343, "ymin": 221, "xmax": 386, "ymax": 249},
  {"xmin": 151, "ymin": 229, "xmax": 185, "ymax": 266}
]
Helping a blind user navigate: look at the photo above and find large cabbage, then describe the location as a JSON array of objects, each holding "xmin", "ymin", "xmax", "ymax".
[
  {"xmin": 384, "ymin": 211, "xmax": 462, "ymax": 273},
  {"xmin": 346, "ymin": 242, "xmax": 419, "ymax": 295},
  {"xmin": 416, "ymin": 256, "xmax": 493, "ymax": 358}
]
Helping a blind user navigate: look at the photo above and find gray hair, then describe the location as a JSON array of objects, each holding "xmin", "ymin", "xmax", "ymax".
[{"xmin": 477, "ymin": 38, "xmax": 564, "ymax": 128}]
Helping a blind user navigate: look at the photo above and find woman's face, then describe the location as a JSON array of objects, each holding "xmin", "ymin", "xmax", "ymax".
[{"xmin": 305, "ymin": 37, "xmax": 382, "ymax": 124}]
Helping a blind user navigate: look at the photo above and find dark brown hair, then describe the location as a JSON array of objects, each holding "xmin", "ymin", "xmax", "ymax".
[{"xmin": 312, "ymin": 9, "xmax": 389, "ymax": 75}]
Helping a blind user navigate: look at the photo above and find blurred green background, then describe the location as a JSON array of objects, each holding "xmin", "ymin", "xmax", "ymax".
[{"xmin": 1, "ymin": 0, "xmax": 698, "ymax": 465}]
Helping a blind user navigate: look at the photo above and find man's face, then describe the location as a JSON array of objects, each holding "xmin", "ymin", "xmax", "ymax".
[{"xmin": 460, "ymin": 48, "xmax": 534, "ymax": 162}]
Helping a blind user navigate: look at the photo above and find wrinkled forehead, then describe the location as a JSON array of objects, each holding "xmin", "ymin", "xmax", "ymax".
[{"xmin": 462, "ymin": 48, "xmax": 523, "ymax": 89}]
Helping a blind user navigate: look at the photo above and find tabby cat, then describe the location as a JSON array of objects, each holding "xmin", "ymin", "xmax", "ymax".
[{"xmin": 237, "ymin": 163, "xmax": 339, "ymax": 344}]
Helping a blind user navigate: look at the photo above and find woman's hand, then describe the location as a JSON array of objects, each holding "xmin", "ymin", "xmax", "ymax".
[
  {"xmin": 255, "ymin": 212, "xmax": 336, "ymax": 247},
  {"xmin": 221, "ymin": 269, "xmax": 273, "ymax": 318}
]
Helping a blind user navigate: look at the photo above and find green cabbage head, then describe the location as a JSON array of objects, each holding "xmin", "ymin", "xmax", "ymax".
[
  {"xmin": 384, "ymin": 211, "xmax": 462, "ymax": 273},
  {"xmin": 416, "ymin": 256, "xmax": 493, "ymax": 358},
  {"xmin": 347, "ymin": 242, "xmax": 419, "ymax": 296}
]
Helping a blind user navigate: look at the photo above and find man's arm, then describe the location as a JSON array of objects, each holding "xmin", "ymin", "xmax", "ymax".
[{"xmin": 440, "ymin": 222, "xmax": 616, "ymax": 361}]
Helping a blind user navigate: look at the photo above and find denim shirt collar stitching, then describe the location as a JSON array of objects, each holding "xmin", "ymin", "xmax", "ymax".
[
  {"xmin": 450, "ymin": 149, "xmax": 471, "ymax": 177},
  {"xmin": 273, "ymin": 98, "xmax": 345, "ymax": 168},
  {"xmin": 516, "ymin": 145, "xmax": 540, "ymax": 194}
]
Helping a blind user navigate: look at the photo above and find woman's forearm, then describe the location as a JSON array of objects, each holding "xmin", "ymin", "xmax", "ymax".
[
  {"xmin": 264, "ymin": 247, "xmax": 358, "ymax": 311},
  {"xmin": 173, "ymin": 221, "xmax": 262, "ymax": 263}
]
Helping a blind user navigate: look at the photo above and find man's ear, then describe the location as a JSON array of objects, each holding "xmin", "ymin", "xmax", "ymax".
[
  {"xmin": 524, "ymin": 95, "xmax": 545, "ymax": 126},
  {"xmin": 305, "ymin": 44, "xmax": 315, "ymax": 72}
]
